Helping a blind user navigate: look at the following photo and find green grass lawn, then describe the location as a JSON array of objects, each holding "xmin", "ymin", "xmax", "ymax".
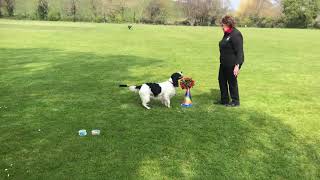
[{"xmin": 0, "ymin": 19, "xmax": 319, "ymax": 179}]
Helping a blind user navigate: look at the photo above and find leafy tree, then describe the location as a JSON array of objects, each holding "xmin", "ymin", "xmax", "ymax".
[
  {"xmin": 282, "ymin": 0, "xmax": 320, "ymax": 28},
  {"xmin": 238, "ymin": 0, "xmax": 281, "ymax": 17},
  {"xmin": 0, "ymin": 0, "xmax": 3, "ymax": 17},
  {"xmin": 90, "ymin": 0, "xmax": 98, "ymax": 19},
  {"xmin": 144, "ymin": 0, "xmax": 168, "ymax": 24},
  {"xmin": 176, "ymin": 0, "xmax": 228, "ymax": 26},
  {"xmin": 67, "ymin": 0, "xmax": 78, "ymax": 22},
  {"xmin": 37, "ymin": 0, "xmax": 48, "ymax": 20},
  {"xmin": 4, "ymin": 0, "xmax": 15, "ymax": 16}
]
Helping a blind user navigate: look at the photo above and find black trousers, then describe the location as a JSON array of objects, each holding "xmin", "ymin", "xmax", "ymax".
[{"xmin": 218, "ymin": 64, "xmax": 240, "ymax": 104}]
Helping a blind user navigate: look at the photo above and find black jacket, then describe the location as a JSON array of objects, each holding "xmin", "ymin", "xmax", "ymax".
[{"xmin": 219, "ymin": 28, "xmax": 244, "ymax": 68}]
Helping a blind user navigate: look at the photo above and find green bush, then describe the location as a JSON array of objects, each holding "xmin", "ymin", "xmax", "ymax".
[
  {"xmin": 93, "ymin": 16, "xmax": 105, "ymax": 23},
  {"xmin": 237, "ymin": 16, "xmax": 255, "ymax": 27},
  {"xmin": 237, "ymin": 15, "xmax": 286, "ymax": 28},
  {"xmin": 62, "ymin": 15, "xmax": 78, "ymax": 22},
  {"xmin": 113, "ymin": 14, "xmax": 124, "ymax": 23},
  {"xmin": 14, "ymin": 13, "xmax": 27, "ymax": 20},
  {"xmin": 0, "ymin": 7, "xmax": 3, "ymax": 17},
  {"xmin": 29, "ymin": 12, "xmax": 39, "ymax": 20},
  {"xmin": 315, "ymin": 15, "xmax": 320, "ymax": 28},
  {"xmin": 47, "ymin": 11, "xmax": 61, "ymax": 21}
]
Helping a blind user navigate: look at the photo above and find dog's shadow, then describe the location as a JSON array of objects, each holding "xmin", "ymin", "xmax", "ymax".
[
  {"xmin": 148, "ymin": 88, "xmax": 220, "ymax": 109},
  {"xmin": 156, "ymin": 89, "xmax": 220, "ymax": 109}
]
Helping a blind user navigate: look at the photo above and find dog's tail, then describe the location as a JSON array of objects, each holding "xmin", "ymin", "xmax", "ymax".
[{"xmin": 119, "ymin": 84, "xmax": 141, "ymax": 93}]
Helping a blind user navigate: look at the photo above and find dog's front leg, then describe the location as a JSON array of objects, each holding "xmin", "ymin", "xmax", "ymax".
[
  {"xmin": 165, "ymin": 98, "xmax": 171, "ymax": 108},
  {"xmin": 160, "ymin": 98, "xmax": 166, "ymax": 105}
]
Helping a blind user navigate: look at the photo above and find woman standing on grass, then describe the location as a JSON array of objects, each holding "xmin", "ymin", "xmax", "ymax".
[{"xmin": 218, "ymin": 15, "xmax": 244, "ymax": 107}]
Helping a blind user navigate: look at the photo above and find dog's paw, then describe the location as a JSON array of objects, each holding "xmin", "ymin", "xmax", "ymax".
[{"xmin": 142, "ymin": 104, "xmax": 151, "ymax": 110}]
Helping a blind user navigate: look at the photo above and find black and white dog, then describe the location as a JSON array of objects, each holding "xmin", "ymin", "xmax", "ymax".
[{"xmin": 120, "ymin": 72, "xmax": 183, "ymax": 109}]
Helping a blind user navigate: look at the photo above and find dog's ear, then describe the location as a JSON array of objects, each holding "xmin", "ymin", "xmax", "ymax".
[
  {"xmin": 171, "ymin": 73, "xmax": 182, "ymax": 87},
  {"xmin": 172, "ymin": 79, "xmax": 179, "ymax": 87}
]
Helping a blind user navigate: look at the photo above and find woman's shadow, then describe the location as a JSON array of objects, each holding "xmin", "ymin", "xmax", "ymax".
[{"xmin": 211, "ymin": 88, "xmax": 221, "ymax": 103}]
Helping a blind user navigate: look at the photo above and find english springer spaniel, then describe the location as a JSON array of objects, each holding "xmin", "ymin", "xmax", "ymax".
[{"xmin": 120, "ymin": 72, "xmax": 183, "ymax": 109}]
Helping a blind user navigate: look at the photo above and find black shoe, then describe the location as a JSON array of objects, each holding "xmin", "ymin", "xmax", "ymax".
[
  {"xmin": 226, "ymin": 102, "xmax": 240, "ymax": 107},
  {"xmin": 214, "ymin": 101, "xmax": 229, "ymax": 106}
]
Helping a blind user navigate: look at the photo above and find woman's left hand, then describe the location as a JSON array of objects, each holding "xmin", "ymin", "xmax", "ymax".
[{"xmin": 234, "ymin": 64, "xmax": 240, "ymax": 77}]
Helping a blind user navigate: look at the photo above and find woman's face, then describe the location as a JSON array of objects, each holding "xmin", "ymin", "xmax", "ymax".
[{"xmin": 222, "ymin": 24, "xmax": 230, "ymax": 32}]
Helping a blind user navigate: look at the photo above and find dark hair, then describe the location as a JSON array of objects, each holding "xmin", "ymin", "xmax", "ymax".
[
  {"xmin": 171, "ymin": 72, "xmax": 183, "ymax": 87},
  {"xmin": 221, "ymin": 15, "xmax": 236, "ymax": 28}
]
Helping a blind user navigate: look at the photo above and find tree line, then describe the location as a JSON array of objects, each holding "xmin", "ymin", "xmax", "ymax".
[
  {"xmin": 237, "ymin": 0, "xmax": 320, "ymax": 28},
  {"xmin": 0, "ymin": 0, "xmax": 319, "ymax": 28}
]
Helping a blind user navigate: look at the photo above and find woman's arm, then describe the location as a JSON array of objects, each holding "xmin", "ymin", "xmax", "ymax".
[{"xmin": 231, "ymin": 32, "xmax": 244, "ymax": 67}]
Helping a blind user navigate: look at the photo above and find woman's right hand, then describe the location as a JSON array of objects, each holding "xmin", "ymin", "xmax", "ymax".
[{"xmin": 234, "ymin": 64, "xmax": 240, "ymax": 77}]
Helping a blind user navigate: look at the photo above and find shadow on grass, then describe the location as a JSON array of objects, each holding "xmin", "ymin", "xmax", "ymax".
[{"xmin": 0, "ymin": 48, "xmax": 319, "ymax": 179}]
